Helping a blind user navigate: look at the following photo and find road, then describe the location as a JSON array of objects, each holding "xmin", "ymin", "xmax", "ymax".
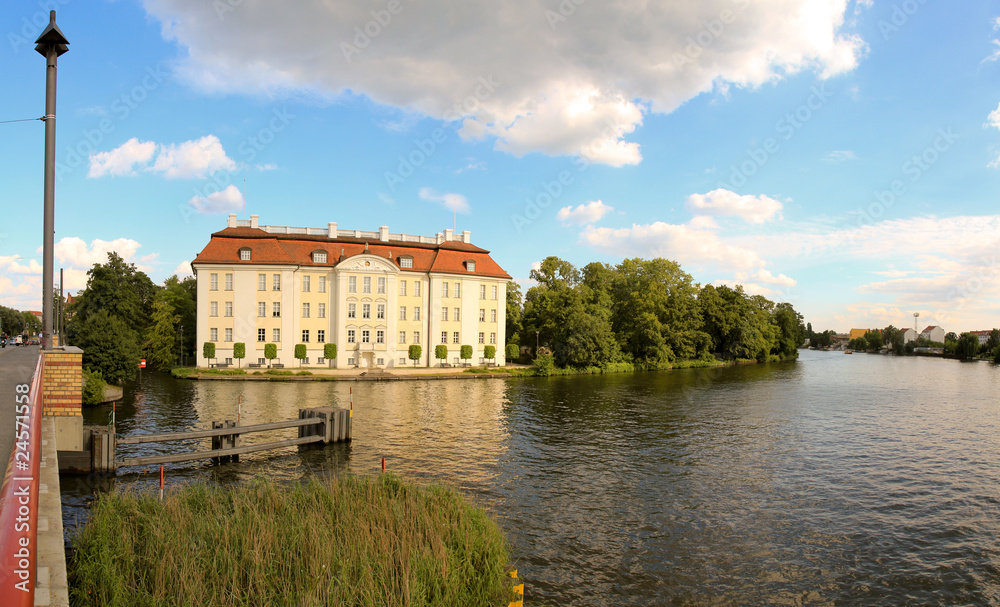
[{"xmin": 0, "ymin": 346, "xmax": 42, "ymax": 464}]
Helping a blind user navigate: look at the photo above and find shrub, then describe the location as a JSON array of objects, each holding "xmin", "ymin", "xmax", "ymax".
[
  {"xmin": 294, "ymin": 344, "xmax": 307, "ymax": 366},
  {"xmin": 460, "ymin": 345, "xmax": 473, "ymax": 363},
  {"xmin": 324, "ymin": 343, "xmax": 337, "ymax": 366},
  {"xmin": 82, "ymin": 368, "xmax": 107, "ymax": 406},
  {"xmin": 408, "ymin": 344, "xmax": 422, "ymax": 365},
  {"xmin": 505, "ymin": 343, "xmax": 519, "ymax": 363},
  {"xmin": 233, "ymin": 343, "xmax": 245, "ymax": 367},
  {"xmin": 531, "ymin": 353, "xmax": 556, "ymax": 376},
  {"xmin": 264, "ymin": 343, "xmax": 277, "ymax": 365},
  {"xmin": 434, "ymin": 344, "xmax": 448, "ymax": 364},
  {"xmin": 202, "ymin": 342, "xmax": 215, "ymax": 363},
  {"xmin": 484, "ymin": 345, "xmax": 496, "ymax": 362}
]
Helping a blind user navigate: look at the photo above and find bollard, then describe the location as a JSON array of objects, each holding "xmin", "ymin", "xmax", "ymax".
[
  {"xmin": 381, "ymin": 457, "xmax": 385, "ymax": 472},
  {"xmin": 159, "ymin": 465, "xmax": 164, "ymax": 501}
]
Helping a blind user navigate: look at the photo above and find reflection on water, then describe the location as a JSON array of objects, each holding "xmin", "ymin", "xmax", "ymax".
[{"xmin": 63, "ymin": 352, "xmax": 1000, "ymax": 605}]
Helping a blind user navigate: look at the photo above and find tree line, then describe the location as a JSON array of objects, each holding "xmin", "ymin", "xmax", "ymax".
[
  {"xmin": 845, "ymin": 325, "xmax": 1000, "ymax": 361},
  {"xmin": 0, "ymin": 306, "xmax": 42, "ymax": 340},
  {"xmin": 503, "ymin": 256, "xmax": 805, "ymax": 369}
]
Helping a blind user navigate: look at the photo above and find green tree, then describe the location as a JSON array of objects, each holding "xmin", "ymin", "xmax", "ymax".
[
  {"xmin": 460, "ymin": 345, "xmax": 473, "ymax": 364},
  {"xmin": 505, "ymin": 281, "xmax": 522, "ymax": 346},
  {"xmin": 203, "ymin": 342, "xmax": 216, "ymax": 365},
  {"xmin": 82, "ymin": 368, "xmax": 107, "ymax": 406},
  {"xmin": 408, "ymin": 344, "xmax": 422, "ymax": 366},
  {"xmin": 74, "ymin": 311, "xmax": 141, "ymax": 385},
  {"xmin": 484, "ymin": 345, "xmax": 496, "ymax": 362},
  {"xmin": 233, "ymin": 343, "xmax": 246, "ymax": 368},
  {"xmin": 849, "ymin": 336, "xmax": 868, "ymax": 351},
  {"xmin": 864, "ymin": 329, "xmax": 883, "ymax": 350},
  {"xmin": 264, "ymin": 343, "xmax": 277, "ymax": 367},
  {"xmin": 985, "ymin": 329, "xmax": 1000, "ymax": 354},
  {"xmin": 883, "ymin": 325, "xmax": 904, "ymax": 355},
  {"xmin": 956, "ymin": 333, "xmax": 980, "ymax": 359},
  {"xmin": 505, "ymin": 343, "xmax": 519, "ymax": 363},
  {"xmin": 69, "ymin": 252, "xmax": 157, "ymax": 344},
  {"xmin": 771, "ymin": 303, "xmax": 804, "ymax": 359},
  {"xmin": 145, "ymin": 299, "xmax": 179, "ymax": 370},
  {"xmin": 945, "ymin": 331, "xmax": 958, "ymax": 342},
  {"xmin": 294, "ymin": 344, "xmax": 307, "ymax": 367},
  {"xmin": 160, "ymin": 275, "xmax": 196, "ymax": 364},
  {"xmin": 434, "ymin": 344, "xmax": 448, "ymax": 365},
  {"xmin": 324, "ymin": 343, "xmax": 337, "ymax": 367}
]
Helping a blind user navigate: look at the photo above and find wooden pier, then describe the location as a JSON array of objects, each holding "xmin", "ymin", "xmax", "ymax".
[{"xmin": 88, "ymin": 407, "xmax": 351, "ymax": 473}]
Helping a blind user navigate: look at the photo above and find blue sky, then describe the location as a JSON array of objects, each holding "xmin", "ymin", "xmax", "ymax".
[{"xmin": 1, "ymin": 0, "xmax": 999, "ymax": 334}]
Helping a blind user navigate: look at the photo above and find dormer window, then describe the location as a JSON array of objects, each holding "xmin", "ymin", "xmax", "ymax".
[
  {"xmin": 465, "ymin": 260, "xmax": 476, "ymax": 272},
  {"xmin": 239, "ymin": 248, "xmax": 251, "ymax": 261},
  {"xmin": 399, "ymin": 256, "xmax": 413, "ymax": 268},
  {"xmin": 312, "ymin": 251, "xmax": 328, "ymax": 264}
]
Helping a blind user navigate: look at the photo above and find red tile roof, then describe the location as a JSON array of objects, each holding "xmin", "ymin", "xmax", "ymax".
[{"xmin": 192, "ymin": 227, "xmax": 511, "ymax": 279}]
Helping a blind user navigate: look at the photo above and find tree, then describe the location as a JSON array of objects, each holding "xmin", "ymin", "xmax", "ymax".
[
  {"xmin": 985, "ymin": 329, "xmax": 1000, "ymax": 354},
  {"xmin": 145, "ymin": 299, "xmax": 179, "ymax": 370},
  {"xmin": 294, "ymin": 344, "xmax": 307, "ymax": 367},
  {"xmin": 956, "ymin": 333, "xmax": 980, "ymax": 359},
  {"xmin": 864, "ymin": 329, "xmax": 883, "ymax": 350},
  {"xmin": 505, "ymin": 281, "xmax": 522, "ymax": 346},
  {"xmin": 160, "ymin": 275, "xmax": 196, "ymax": 364},
  {"xmin": 203, "ymin": 342, "xmax": 216, "ymax": 365},
  {"xmin": 69, "ymin": 252, "xmax": 157, "ymax": 343},
  {"xmin": 484, "ymin": 345, "xmax": 496, "ymax": 363},
  {"xmin": 434, "ymin": 344, "xmax": 448, "ymax": 365},
  {"xmin": 264, "ymin": 343, "xmax": 277, "ymax": 367},
  {"xmin": 505, "ymin": 343, "xmax": 519, "ymax": 363},
  {"xmin": 233, "ymin": 343, "xmax": 246, "ymax": 368},
  {"xmin": 945, "ymin": 332, "xmax": 958, "ymax": 342},
  {"xmin": 771, "ymin": 303, "xmax": 804, "ymax": 359},
  {"xmin": 883, "ymin": 325, "xmax": 904, "ymax": 355},
  {"xmin": 460, "ymin": 345, "xmax": 473, "ymax": 365},
  {"xmin": 408, "ymin": 344, "xmax": 421, "ymax": 366},
  {"xmin": 74, "ymin": 310, "xmax": 141, "ymax": 385},
  {"xmin": 324, "ymin": 343, "xmax": 337, "ymax": 367}
]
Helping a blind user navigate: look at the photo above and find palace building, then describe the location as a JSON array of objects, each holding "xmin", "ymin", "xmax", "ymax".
[{"xmin": 191, "ymin": 214, "xmax": 511, "ymax": 369}]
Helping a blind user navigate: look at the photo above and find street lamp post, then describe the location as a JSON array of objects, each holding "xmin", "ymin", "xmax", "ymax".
[
  {"xmin": 35, "ymin": 11, "xmax": 69, "ymax": 351},
  {"xmin": 535, "ymin": 330, "xmax": 539, "ymax": 357}
]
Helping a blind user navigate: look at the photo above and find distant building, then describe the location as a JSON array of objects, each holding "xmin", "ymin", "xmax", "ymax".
[
  {"xmin": 849, "ymin": 328, "xmax": 868, "ymax": 340},
  {"xmin": 969, "ymin": 330, "xmax": 995, "ymax": 346},
  {"xmin": 919, "ymin": 325, "xmax": 945, "ymax": 343},
  {"xmin": 900, "ymin": 328, "xmax": 916, "ymax": 343}
]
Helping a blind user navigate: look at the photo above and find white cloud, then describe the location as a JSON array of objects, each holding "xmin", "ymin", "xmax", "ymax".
[
  {"xmin": 736, "ymin": 268, "xmax": 797, "ymax": 287},
  {"xmin": 418, "ymin": 188, "xmax": 471, "ymax": 215},
  {"xmin": 87, "ymin": 138, "xmax": 157, "ymax": 177},
  {"xmin": 685, "ymin": 189, "xmax": 783, "ymax": 224},
  {"xmin": 172, "ymin": 261, "xmax": 193, "ymax": 277},
  {"xmin": 557, "ymin": 200, "xmax": 614, "ymax": 225},
  {"xmin": 151, "ymin": 135, "xmax": 237, "ymax": 178},
  {"xmin": 187, "ymin": 184, "xmax": 245, "ymax": 215},
  {"xmin": 988, "ymin": 102, "xmax": 1000, "ymax": 130},
  {"xmin": 143, "ymin": 0, "xmax": 865, "ymax": 165},
  {"xmin": 824, "ymin": 150, "xmax": 857, "ymax": 162},
  {"xmin": 53, "ymin": 237, "xmax": 144, "ymax": 268}
]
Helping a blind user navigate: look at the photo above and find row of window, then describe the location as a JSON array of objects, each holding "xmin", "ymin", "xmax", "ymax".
[
  {"xmin": 212, "ymin": 301, "xmax": 498, "ymax": 323},
  {"xmin": 212, "ymin": 272, "xmax": 499, "ymax": 299},
  {"xmin": 209, "ymin": 328, "xmax": 494, "ymax": 346}
]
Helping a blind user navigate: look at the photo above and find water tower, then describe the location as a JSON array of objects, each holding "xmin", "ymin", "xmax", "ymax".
[{"xmin": 913, "ymin": 312, "xmax": 919, "ymax": 334}]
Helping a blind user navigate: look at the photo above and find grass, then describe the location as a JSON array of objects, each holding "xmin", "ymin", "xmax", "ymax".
[{"xmin": 69, "ymin": 474, "xmax": 515, "ymax": 607}]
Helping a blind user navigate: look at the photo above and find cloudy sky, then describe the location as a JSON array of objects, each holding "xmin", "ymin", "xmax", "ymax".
[{"xmin": 1, "ymin": 0, "xmax": 999, "ymax": 333}]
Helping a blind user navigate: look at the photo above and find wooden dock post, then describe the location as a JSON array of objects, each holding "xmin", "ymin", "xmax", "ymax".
[{"xmin": 91, "ymin": 427, "xmax": 116, "ymax": 473}]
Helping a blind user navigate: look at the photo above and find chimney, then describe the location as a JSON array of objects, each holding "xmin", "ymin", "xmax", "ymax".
[
  {"xmin": 379, "ymin": 225, "xmax": 389, "ymax": 241},
  {"xmin": 436, "ymin": 232, "xmax": 444, "ymax": 244},
  {"xmin": 227, "ymin": 213, "xmax": 237, "ymax": 228},
  {"xmin": 328, "ymin": 222, "xmax": 338, "ymax": 238},
  {"xmin": 250, "ymin": 214, "xmax": 259, "ymax": 229},
  {"xmin": 444, "ymin": 228, "xmax": 453, "ymax": 241},
  {"xmin": 462, "ymin": 230, "xmax": 471, "ymax": 243}
]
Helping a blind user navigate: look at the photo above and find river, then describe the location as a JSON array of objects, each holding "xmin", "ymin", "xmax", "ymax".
[{"xmin": 60, "ymin": 350, "xmax": 1000, "ymax": 605}]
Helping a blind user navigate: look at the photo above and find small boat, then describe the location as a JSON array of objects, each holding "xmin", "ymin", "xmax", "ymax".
[{"xmin": 844, "ymin": 349, "xmax": 853, "ymax": 354}]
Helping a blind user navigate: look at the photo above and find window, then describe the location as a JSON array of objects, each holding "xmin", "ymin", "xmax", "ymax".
[
  {"xmin": 466, "ymin": 260, "xmax": 476, "ymax": 272},
  {"xmin": 302, "ymin": 330, "xmax": 310, "ymax": 342},
  {"xmin": 210, "ymin": 273, "xmax": 218, "ymax": 290},
  {"xmin": 226, "ymin": 357, "xmax": 233, "ymax": 365},
  {"xmin": 273, "ymin": 328, "xmax": 281, "ymax": 342},
  {"xmin": 348, "ymin": 303, "xmax": 356, "ymax": 319},
  {"xmin": 441, "ymin": 331, "xmax": 448, "ymax": 344},
  {"xmin": 258, "ymin": 358, "xmax": 265, "ymax": 365},
  {"xmin": 479, "ymin": 332, "xmax": 485, "ymax": 344},
  {"xmin": 313, "ymin": 251, "xmax": 327, "ymax": 263},
  {"xmin": 273, "ymin": 274, "xmax": 281, "ymax": 291},
  {"xmin": 377, "ymin": 303, "xmax": 385, "ymax": 320},
  {"xmin": 376, "ymin": 330, "xmax": 385, "ymax": 344},
  {"xmin": 454, "ymin": 283, "xmax": 461, "ymax": 298},
  {"xmin": 377, "ymin": 277, "xmax": 386, "ymax": 294},
  {"xmin": 480, "ymin": 285, "xmax": 486, "ymax": 299},
  {"xmin": 272, "ymin": 302, "xmax": 281, "ymax": 317},
  {"xmin": 303, "ymin": 357, "xmax": 310, "ymax": 364},
  {"xmin": 399, "ymin": 280, "xmax": 407, "ymax": 296},
  {"xmin": 317, "ymin": 330, "xmax": 325, "ymax": 343},
  {"xmin": 399, "ymin": 331, "xmax": 406, "ymax": 344},
  {"xmin": 414, "ymin": 281, "xmax": 421, "ymax": 297},
  {"xmin": 363, "ymin": 276, "xmax": 371, "ymax": 293},
  {"xmin": 492, "ymin": 285, "xmax": 498, "ymax": 300},
  {"xmin": 362, "ymin": 303, "xmax": 371, "ymax": 319},
  {"xmin": 479, "ymin": 309, "xmax": 486, "ymax": 322},
  {"xmin": 414, "ymin": 307, "xmax": 421, "ymax": 321},
  {"xmin": 318, "ymin": 357, "xmax": 325, "ymax": 364},
  {"xmin": 302, "ymin": 276, "xmax": 311, "ymax": 292},
  {"xmin": 377, "ymin": 358, "xmax": 384, "ymax": 366},
  {"xmin": 442, "ymin": 308, "xmax": 448, "ymax": 322},
  {"xmin": 442, "ymin": 282, "xmax": 449, "ymax": 298},
  {"xmin": 258, "ymin": 274, "xmax": 266, "ymax": 291},
  {"xmin": 318, "ymin": 276, "xmax": 326, "ymax": 293},
  {"xmin": 240, "ymin": 248, "xmax": 251, "ymax": 261},
  {"xmin": 453, "ymin": 332, "xmax": 460, "ymax": 344},
  {"xmin": 347, "ymin": 330, "xmax": 356, "ymax": 344},
  {"xmin": 210, "ymin": 328, "xmax": 218, "ymax": 342},
  {"xmin": 258, "ymin": 302, "xmax": 266, "ymax": 317},
  {"xmin": 490, "ymin": 332, "xmax": 496, "ymax": 344},
  {"xmin": 491, "ymin": 309, "xmax": 497, "ymax": 323},
  {"xmin": 225, "ymin": 328, "xmax": 233, "ymax": 342},
  {"xmin": 302, "ymin": 303, "xmax": 310, "ymax": 318},
  {"xmin": 225, "ymin": 302, "xmax": 233, "ymax": 317},
  {"xmin": 348, "ymin": 276, "xmax": 357, "ymax": 293},
  {"xmin": 400, "ymin": 358, "xmax": 407, "ymax": 365},
  {"xmin": 414, "ymin": 331, "xmax": 420, "ymax": 344},
  {"xmin": 362, "ymin": 330, "xmax": 370, "ymax": 344},
  {"xmin": 318, "ymin": 303, "xmax": 326, "ymax": 318},
  {"xmin": 258, "ymin": 328, "xmax": 265, "ymax": 342},
  {"xmin": 454, "ymin": 308, "xmax": 460, "ymax": 321},
  {"xmin": 399, "ymin": 306, "xmax": 406, "ymax": 321},
  {"xmin": 225, "ymin": 273, "xmax": 233, "ymax": 291},
  {"xmin": 210, "ymin": 302, "xmax": 218, "ymax": 317},
  {"xmin": 400, "ymin": 256, "xmax": 413, "ymax": 268}
]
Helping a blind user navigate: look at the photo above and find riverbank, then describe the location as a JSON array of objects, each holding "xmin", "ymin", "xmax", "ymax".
[{"xmin": 69, "ymin": 474, "xmax": 516, "ymax": 607}]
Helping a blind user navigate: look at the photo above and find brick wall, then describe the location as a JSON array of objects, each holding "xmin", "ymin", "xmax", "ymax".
[{"xmin": 42, "ymin": 349, "xmax": 82, "ymax": 417}]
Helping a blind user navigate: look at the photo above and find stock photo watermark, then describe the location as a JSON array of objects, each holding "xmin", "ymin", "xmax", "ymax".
[
  {"xmin": 340, "ymin": 0, "xmax": 415, "ymax": 63},
  {"xmin": 7, "ymin": 0, "xmax": 71, "ymax": 53}
]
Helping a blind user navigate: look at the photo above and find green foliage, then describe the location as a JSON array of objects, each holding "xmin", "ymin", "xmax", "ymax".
[
  {"xmin": 434, "ymin": 344, "xmax": 448, "ymax": 362},
  {"xmin": 82, "ymin": 368, "xmax": 107, "ymax": 406},
  {"xmin": 324, "ymin": 343, "xmax": 337, "ymax": 364},
  {"xmin": 264, "ymin": 343, "xmax": 277, "ymax": 361},
  {"xmin": 74, "ymin": 311, "xmax": 141, "ymax": 385},
  {"xmin": 460, "ymin": 345, "xmax": 473, "ymax": 361},
  {"xmin": 986, "ymin": 329, "xmax": 1000, "ymax": 354},
  {"xmin": 956, "ymin": 333, "xmax": 980, "ymax": 359},
  {"xmin": 294, "ymin": 344, "xmax": 307, "ymax": 366},
  {"xmin": 145, "ymin": 299, "xmax": 179, "ymax": 370},
  {"xmin": 864, "ymin": 329, "xmax": 883, "ymax": 350},
  {"xmin": 483, "ymin": 345, "xmax": 496, "ymax": 361},
  {"xmin": 848, "ymin": 336, "xmax": 868, "ymax": 351},
  {"xmin": 531, "ymin": 353, "xmax": 556, "ymax": 376},
  {"xmin": 505, "ymin": 343, "xmax": 519, "ymax": 362},
  {"xmin": 159, "ymin": 275, "xmax": 196, "ymax": 366},
  {"xmin": 233, "ymin": 343, "xmax": 246, "ymax": 367},
  {"xmin": 408, "ymin": 344, "xmax": 422, "ymax": 365},
  {"xmin": 68, "ymin": 252, "xmax": 157, "ymax": 347},
  {"xmin": 882, "ymin": 325, "xmax": 905, "ymax": 355},
  {"xmin": 505, "ymin": 281, "xmax": 522, "ymax": 346},
  {"xmin": 202, "ymin": 341, "xmax": 216, "ymax": 361}
]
